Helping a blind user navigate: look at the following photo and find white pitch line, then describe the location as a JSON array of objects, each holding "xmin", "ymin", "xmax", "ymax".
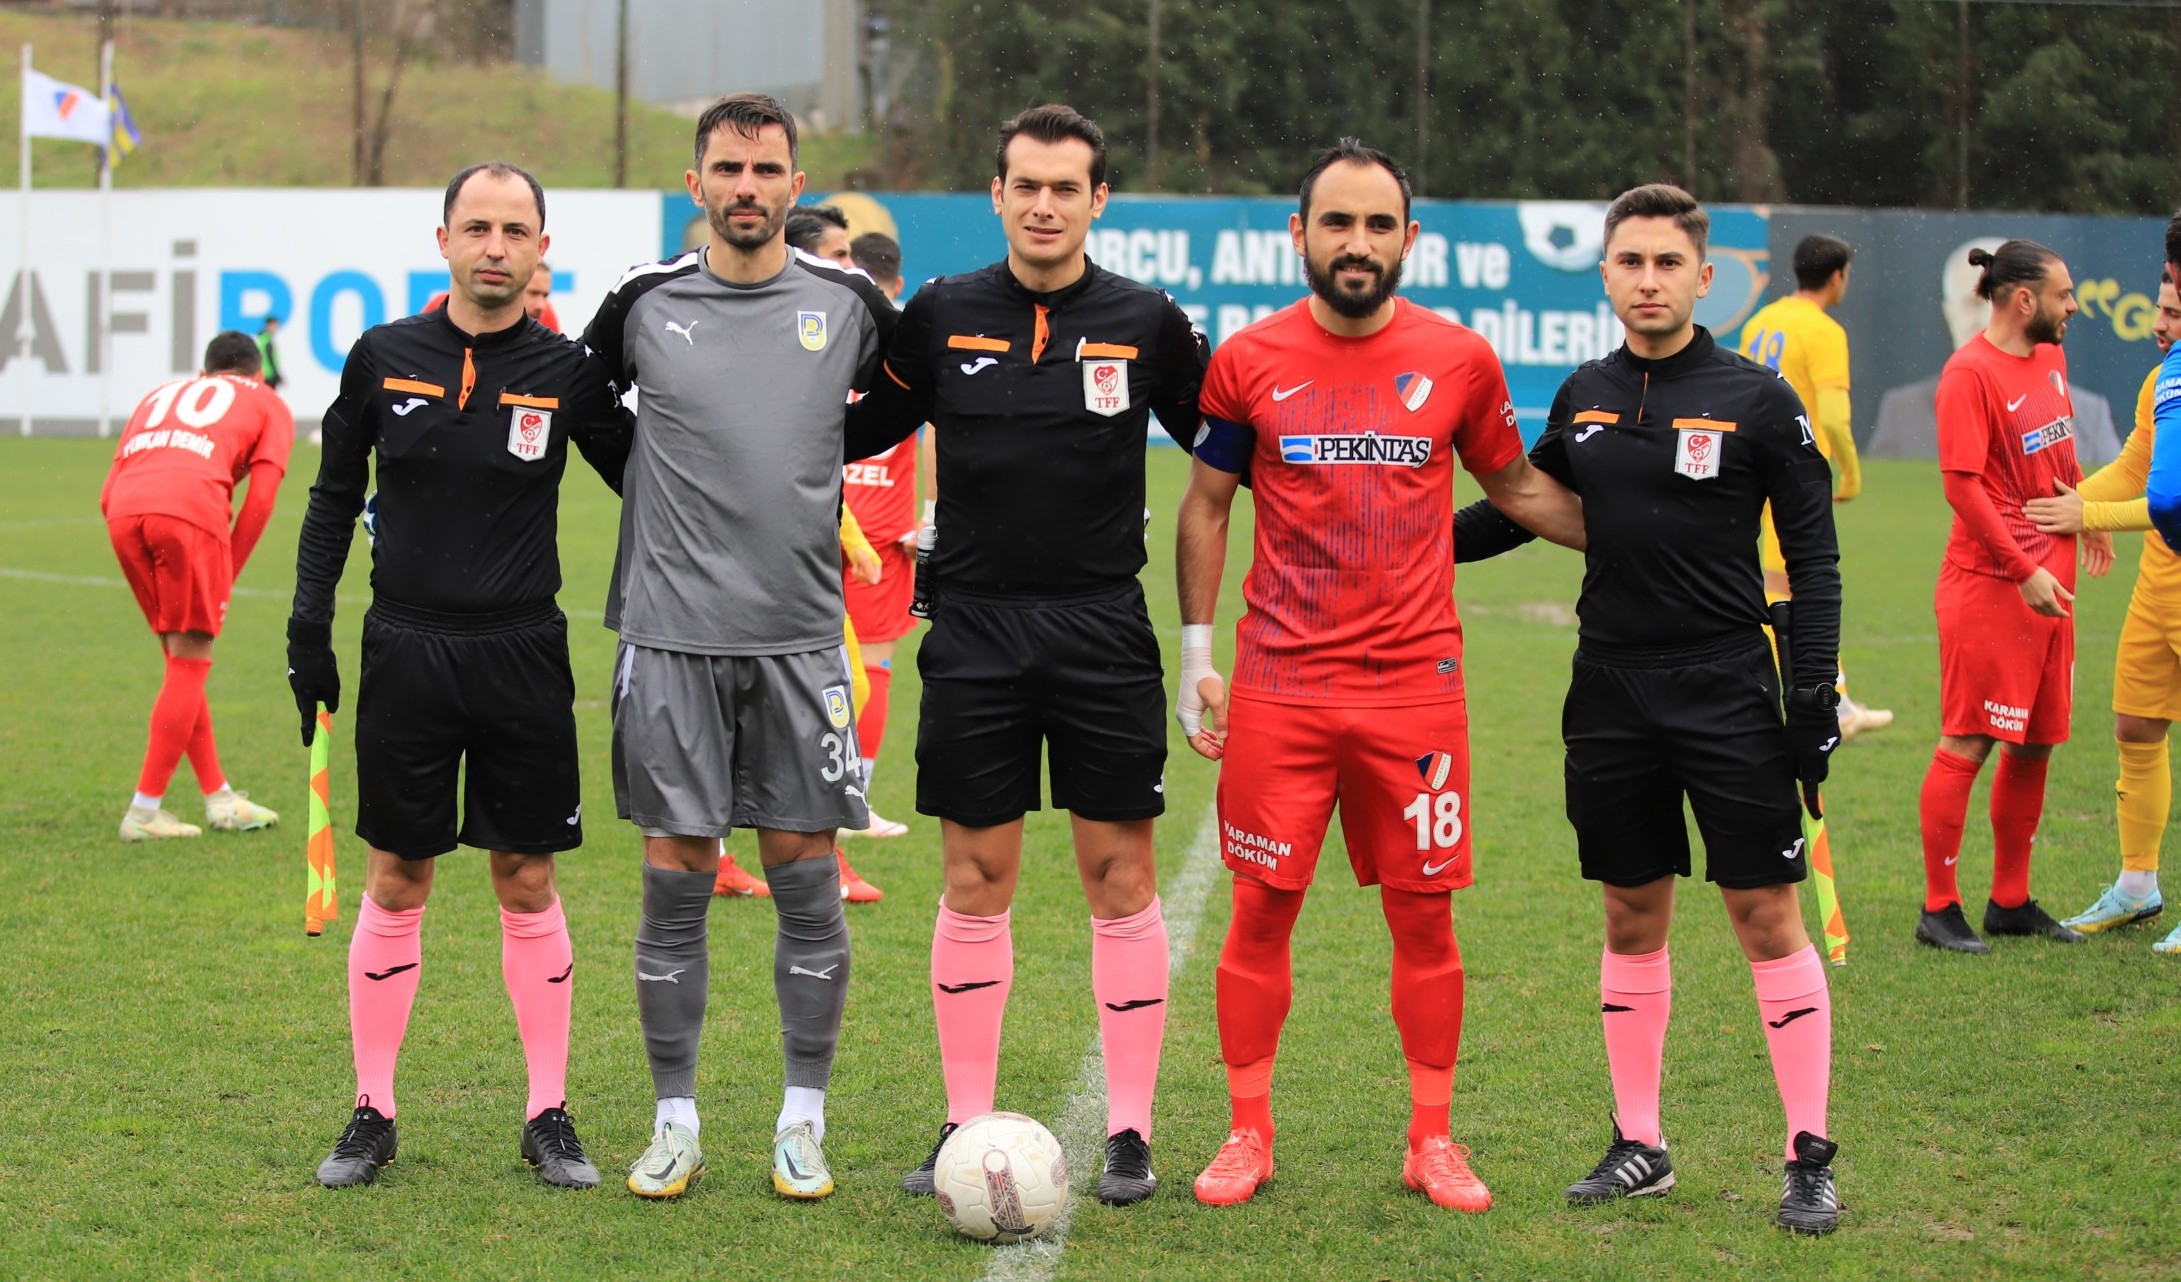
[{"xmin": 981, "ymin": 799, "xmax": 1224, "ymax": 1282}]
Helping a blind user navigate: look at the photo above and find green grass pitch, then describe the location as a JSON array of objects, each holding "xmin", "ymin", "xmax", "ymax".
[{"xmin": 0, "ymin": 442, "xmax": 2175, "ymax": 1279}]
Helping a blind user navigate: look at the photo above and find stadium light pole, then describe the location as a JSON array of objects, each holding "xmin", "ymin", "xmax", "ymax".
[{"xmin": 613, "ymin": 0, "xmax": 630, "ymax": 189}]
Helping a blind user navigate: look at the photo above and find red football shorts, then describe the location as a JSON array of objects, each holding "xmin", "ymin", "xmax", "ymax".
[
  {"xmin": 109, "ymin": 514, "xmax": 232, "ymax": 637},
  {"xmin": 1216, "ymin": 692, "xmax": 1473, "ymax": 894},
  {"xmin": 844, "ymin": 539, "xmax": 915, "ymax": 643},
  {"xmin": 1936, "ymin": 559, "xmax": 2073, "ymax": 745}
]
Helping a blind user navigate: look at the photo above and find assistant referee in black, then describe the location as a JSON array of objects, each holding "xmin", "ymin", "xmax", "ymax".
[
  {"xmin": 287, "ymin": 162, "xmax": 630, "ymax": 1192},
  {"xmin": 1456, "ymin": 184, "xmax": 1845, "ymax": 1234},
  {"xmin": 845, "ymin": 103, "xmax": 1205, "ymax": 1207}
]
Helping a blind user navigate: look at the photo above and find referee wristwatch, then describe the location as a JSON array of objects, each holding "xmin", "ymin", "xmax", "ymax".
[{"xmin": 1789, "ymin": 683, "xmax": 1840, "ymax": 715}]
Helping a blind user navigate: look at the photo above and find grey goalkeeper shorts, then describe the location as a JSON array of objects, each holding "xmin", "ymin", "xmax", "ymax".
[{"xmin": 610, "ymin": 641, "xmax": 870, "ymax": 838}]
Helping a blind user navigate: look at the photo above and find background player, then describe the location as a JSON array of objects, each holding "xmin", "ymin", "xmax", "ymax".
[
  {"xmin": 287, "ymin": 162, "xmax": 631, "ymax": 1190},
  {"xmin": 523, "ymin": 261, "xmax": 562, "ymax": 332},
  {"xmin": 102, "ymin": 331, "xmax": 292, "ymax": 841},
  {"xmin": 1915, "ymin": 241, "xmax": 2108, "ymax": 954},
  {"xmin": 1738, "ymin": 234, "xmax": 1892, "ymax": 738},
  {"xmin": 845, "ymin": 103, "xmax": 1206, "ymax": 1206},
  {"xmin": 1176, "ymin": 139, "xmax": 1584, "ymax": 1213},
  {"xmin": 786, "ymin": 203, "xmax": 854, "ymax": 267},
  {"xmin": 584, "ymin": 94, "xmax": 896, "ymax": 1202},
  {"xmin": 1457, "ymin": 184, "xmax": 1845, "ymax": 1234}
]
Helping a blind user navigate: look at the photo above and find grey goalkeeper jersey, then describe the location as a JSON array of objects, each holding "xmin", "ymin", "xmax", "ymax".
[{"xmin": 582, "ymin": 248, "xmax": 896, "ymax": 655}]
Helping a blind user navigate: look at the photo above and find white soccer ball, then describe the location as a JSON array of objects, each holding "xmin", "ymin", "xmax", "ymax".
[{"xmin": 932, "ymin": 1111, "xmax": 1069, "ymax": 1243}]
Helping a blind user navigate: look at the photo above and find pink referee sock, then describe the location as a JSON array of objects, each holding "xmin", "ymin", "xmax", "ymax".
[
  {"xmin": 501, "ymin": 899, "xmax": 574, "ymax": 1120},
  {"xmin": 932, "ymin": 902, "xmax": 1012, "ymax": 1124},
  {"xmin": 349, "ymin": 897, "xmax": 424, "ymax": 1117},
  {"xmin": 1751, "ymin": 945, "xmax": 1832, "ymax": 1160},
  {"xmin": 1091, "ymin": 897, "xmax": 1169, "ymax": 1140},
  {"xmin": 1600, "ymin": 946, "xmax": 1671, "ymax": 1147}
]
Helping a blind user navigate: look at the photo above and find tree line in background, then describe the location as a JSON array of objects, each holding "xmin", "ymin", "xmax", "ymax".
[{"xmin": 870, "ymin": 0, "xmax": 2181, "ymax": 214}]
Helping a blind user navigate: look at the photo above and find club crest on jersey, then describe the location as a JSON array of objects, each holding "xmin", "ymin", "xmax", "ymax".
[
  {"xmin": 2021, "ymin": 417, "xmax": 2074, "ymax": 455},
  {"xmin": 1277, "ymin": 432, "xmax": 1432, "ymax": 467},
  {"xmin": 1673, "ymin": 428, "xmax": 1719, "ymax": 480},
  {"xmin": 507, "ymin": 407, "xmax": 551, "ymax": 461},
  {"xmin": 1415, "ymin": 751, "xmax": 1456, "ymax": 791},
  {"xmin": 1394, "ymin": 371, "xmax": 1435, "ymax": 412},
  {"xmin": 823, "ymin": 685, "xmax": 852, "ymax": 730},
  {"xmin": 798, "ymin": 311, "xmax": 828, "ymax": 352},
  {"xmin": 1083, "ymin": 359, "xmax": 1130, "ymax": 416},
  {"xmin": 2049, "ymin": 369, "xmax": 2068, "ymax": 400}
]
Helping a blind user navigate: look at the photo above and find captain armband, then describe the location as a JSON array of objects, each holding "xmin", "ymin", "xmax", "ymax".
[{"xmin": 1191, "ymin": 415, "xmax": 1255, "ymax": 472}]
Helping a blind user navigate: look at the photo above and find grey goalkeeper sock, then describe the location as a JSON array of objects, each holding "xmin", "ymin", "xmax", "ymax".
[
  {"xmin": 635, "ymin": 863, "xmax": 715, "ymax": 1100},
  {"xmin": 765, "ymin": 854, "xmax": 851, "ymax": 1091}
]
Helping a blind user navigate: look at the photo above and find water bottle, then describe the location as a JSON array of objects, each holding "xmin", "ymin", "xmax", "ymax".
[{"xmin": 909, "ymin": 519, "xmax": 937, "ymax": 620}]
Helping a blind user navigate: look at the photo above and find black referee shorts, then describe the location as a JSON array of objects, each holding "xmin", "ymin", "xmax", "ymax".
[
  {"xmin": 916, "ymin": 581, "xmax": 1167, "ymax": 828},
  {"xmin": 1561, "ymin": 634, "xmax": 1806, "ymax": 890},
  {"xmin": 354, "ymin": 598, "xmax": 582, "ymax": 860}
]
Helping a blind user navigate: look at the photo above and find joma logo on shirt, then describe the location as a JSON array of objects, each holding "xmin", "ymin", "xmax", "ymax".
[
  {"xmin": 1277, "ymin": 432, "xmax": 1432, "ymax": 468},
  {"xmin": 2020, "ymin": 418, "xmax": 2073, "ymax": 455}
]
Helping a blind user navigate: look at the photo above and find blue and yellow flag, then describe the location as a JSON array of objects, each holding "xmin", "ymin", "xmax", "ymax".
[{"xmin": 106, "ymin": 84, "xmax": 142, "ymax": 163}]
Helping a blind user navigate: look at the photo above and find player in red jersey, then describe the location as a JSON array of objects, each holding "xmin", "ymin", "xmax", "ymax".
[
  {"xmin": 1916, "ymin": 240, "xmax": 2112, "ymax": 952},
  {"xmin": 101, "ymin": 331, "xmax": 295, "ymax": 840},
  {"xmin": 1176, "ymin": 139, "xmax": 1584, "ymax": 1211}
]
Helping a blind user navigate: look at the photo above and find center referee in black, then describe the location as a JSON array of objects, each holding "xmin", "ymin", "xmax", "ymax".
[
  {"xmin": 288, "ymin": 162, "xmax": 630, "ymax": 1191},
  {"xmin": 1456, "ymin": 185, "xmax": 1845, "ymax": 1233},
  {"xmin": 846, "ymin": 103, "xmax": 1205, "ymax": 1206}
]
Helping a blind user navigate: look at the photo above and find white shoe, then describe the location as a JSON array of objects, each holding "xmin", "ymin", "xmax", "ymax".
[
  {"xmin": 628, "ymin": 1122, "xmax": 706, "ymax": 1199},
  {"xmin": 1838, "ymin": 703, "xmax": 1893, "ymax": 740},
  {"xmin": 119, "ymin": 806, "xmax": 201, "ymax": 842},
  {"xmin": 205, "ymin": 789, "xmax": 279, "ymax": 832},
  {"xmin": 840, "ymin": 809, "xmax": 909, "ymax": 839}
]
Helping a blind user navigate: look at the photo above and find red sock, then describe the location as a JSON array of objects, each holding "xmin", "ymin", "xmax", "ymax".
[
  {"xmin": 184, "ymin": 694, "xmax": 224, "ymax": 795},
  {"xmin": 1601, "ymin": 947, "xmax": 1671, "ymax": 1147},
  {"xmin": 932, "ymin": 903, "xmax": 1011, "ymax": 1124},
  {"xmin": 1990, "ymin": 752, "xmax": 2049, "ymax": 910},
  {"xmin": 1214, "ymin": 876, "xmax": 1305, "ymax": 1142},
  {"xmin": 861, "ymin": 661, "xmax": 892, "ymax": 759},
  {"xmin": 501, "ymin": 899, "xmax": 573, "ymax": 1120},
  {"xmin": 135, "ymin": 655, "xmax": 211, "ymax": 797},
  {"xmin": 1919, "ymin": 748, "xmax": 1984, "ymax": 911},
  {"xmin": 349, "ymin": 897, "xmax": 424, "ymax": 1116},
  {"xmin": 1381, "ymin": 886, "xmax": 1462, "ymax": 1148},
  {"xmin": 1091, "ymin": 898, "xmax": 1168, "ymax": 1139},
  {"xmin": 1751, "ymin": 946, "xmax": 1831, "ymax": 1159}
]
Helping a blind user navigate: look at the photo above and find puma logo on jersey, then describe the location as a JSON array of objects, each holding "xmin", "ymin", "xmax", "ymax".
[
  {"xmin": 960, "ymin": 356, "xmax": 998, "ymax": 375},
  {"xmin": 390, "ymin": 398, "xmax": 427, "ymax": 417},
  {"xmin": 665, "ymin": 319, "xmax": 699, "ymax": 345}
]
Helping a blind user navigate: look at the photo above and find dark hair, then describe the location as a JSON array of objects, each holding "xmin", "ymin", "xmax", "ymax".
[
  {"xmin": 1297, "ymin": 137, "xmax": 1412, "ymax": 222},
  {"xmin": 785, "ymin": 205, "xmax": 848, "ymax": 254},
  {"xmin": 1603, "ymin": 183, "xmax": 1709, "ymax": 259},
  {"xmin": 1968, "ymin": 239, "xmax": 2059, "ymax": 302},
  {"xmin": 1792, "ymin": 234, "xmax": 1853, "ymax": 290},
  {"xmin": 2165, "ymin": 208, "xmax": 2181, "ymax": 269},
  {"xmin": 202, "ymin": 330, "xmax": 261, "ymax": 376},
  {"xmin": 995, "ymin": 103, "xmax": 1106, "ymax": 188},
  {"xmin": 850, "ymin": 231, "xmax": 901, "ymax": 282},
  {"xmin": 695, "ymin": 92, "xmax": 798, "ymax": 169},
  {"xmin": 442, "ymin": 161, "xmax": 545, "ymax": 229}
]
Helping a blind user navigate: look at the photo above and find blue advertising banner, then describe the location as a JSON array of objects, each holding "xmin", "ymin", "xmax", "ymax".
[{"xmin": 661, "ymin": 192, "xmax": 1775, "ymax": 442}]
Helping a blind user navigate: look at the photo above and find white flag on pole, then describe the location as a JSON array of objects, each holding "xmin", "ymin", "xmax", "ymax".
[{"xmin": 22, "ymin": 67, "xmax": 111, "ymax": 145}]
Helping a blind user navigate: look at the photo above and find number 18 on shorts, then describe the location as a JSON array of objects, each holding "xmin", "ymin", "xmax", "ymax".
[{"xmin": 1215, "ymin": 693, "xmax": 1473, "ymax": 894}]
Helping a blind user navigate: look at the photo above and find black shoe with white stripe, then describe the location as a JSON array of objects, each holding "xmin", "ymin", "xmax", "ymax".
[
  {"xmin": 1097, "ymin": 1128, "xmax": 1157, "ymax": 1206},
  {"xmin": 1776, "ymin": 1130, "xmax": 1841, "ymax": 1234},
  {"xmin": 1564, "ymin": 1117, "xmax": 1674, "ymax": 1205},
  {"xmin": 901, "ymin": 1121, "xmax": 958, "ymax": 1197}
]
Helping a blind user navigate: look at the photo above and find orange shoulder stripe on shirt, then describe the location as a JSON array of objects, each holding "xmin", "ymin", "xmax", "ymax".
[
  {"xmin": 883, "ymin": 360, "xmax": 912, "ymax": 391},
  {"xmin": 1080, "ymin": 342, "xmax": 1139, "ymax": 360},
  {"xmin": 382, "ymin": 377, "xmax": 444, "ymax": 396},
  {"xmin": 947, "ymin": 335, "xmax": 1010, "ymax": 352},
  {"xmin": 1573, "ymin": 410, "xmax": 1619, "ymax": 425},
  {"xmin": 499, "ymin": 393, "xmax": 561, "ymax": 409},
  {"xmin": 1671, "ymin": 417, "xmax": 1738, "ymax": 432}
]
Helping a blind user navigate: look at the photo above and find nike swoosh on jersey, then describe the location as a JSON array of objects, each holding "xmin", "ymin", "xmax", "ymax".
[
  {"xmin": 2006, "ymin": 394, "xmax": 2028, "ymax": 412},
  {"xmin": 1422, "ymin": 857, "xmax": 1458, "ymax": 876},
  {"xmin": 1271, "ymin": 381, "xmax": 1313, "ymax": 401},
  {"xmin": 937, "ymin": 980, "xmax": 1002, "ymax": 994},
  {"xmin": 364, "ymin": 963, "xmax": 419, "ymax": 982}
]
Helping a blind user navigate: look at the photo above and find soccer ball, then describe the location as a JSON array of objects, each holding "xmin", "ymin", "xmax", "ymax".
[{"xmin": 931, "ymin": 1112, "xmax": 1069, "ymax": 1243}]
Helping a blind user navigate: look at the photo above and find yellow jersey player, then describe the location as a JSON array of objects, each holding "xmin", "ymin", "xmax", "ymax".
[
  {"xmin": 1740, "ymin": 235, "xmax": 1892, "ymax": 738},
  {"xmin": 2026, "ymin": 274, "xmax": 2181, "ymax": 953}
]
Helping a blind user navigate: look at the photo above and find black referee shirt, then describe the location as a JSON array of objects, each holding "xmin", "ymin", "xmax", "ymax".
[
  {"xmin": 844, "ymin": 257, "xmax": 1207, "ymax": 597},
  {"xmin": 1457, "ymin": 327, "xmax": 1841, "ymax": 688},
  {"xmin": 292, "ymin": 308, "xmax": 631, "ymax": 627}
]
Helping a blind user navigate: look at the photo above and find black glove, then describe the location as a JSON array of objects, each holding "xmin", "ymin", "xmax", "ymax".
[
  {"xmin": 1784, "ymin": 687, "xmax": 1840, "ymax": 817},
  {"xmin": 286, "ymin": 618, "xmax": 340, "ymax": 747}
]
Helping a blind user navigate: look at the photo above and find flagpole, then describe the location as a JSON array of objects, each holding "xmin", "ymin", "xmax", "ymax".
[
  {"xmin": 19, "ymin": 42, "xmax": 33, "ymax": 438},
  {"xmin": 96, "ymin": 38, "xmax": 112, "ymax": 437}
]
